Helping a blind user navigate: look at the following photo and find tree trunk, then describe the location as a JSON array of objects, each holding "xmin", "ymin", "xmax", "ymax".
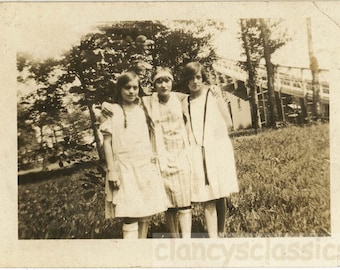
[
  {"xmin": 39, "ymin": 124, "xmax": 48, "ymax": 171},
  {"xmin": 306, "ymin": 18, "xmax": 321, "ymax": 120},
  {"xmin": 87, "ymin": 102, "xmax": 105, "ymax": 161},
  {"xmin": 76, "ymin": 72, "xmax": 106, "ymax": 161},
  {"xmin": 51, "ymin": 125, "xmax": 57, "ymax": 145},
  {"xmin": 240, "ymin": 19, "xmax": 259, "ymax": 133},
  {"xmin": 260, "ymin": 19, "xmax": 279, "ymax": 127}
]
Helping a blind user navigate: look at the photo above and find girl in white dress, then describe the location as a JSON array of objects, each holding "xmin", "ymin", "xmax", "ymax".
[
  {"xmin": 100, "ymin": 71, "xmax": 168, "ymax": 239},
  {"xmin": 181, "ymin": 62, "xmax": 239, "ymax": 238}
]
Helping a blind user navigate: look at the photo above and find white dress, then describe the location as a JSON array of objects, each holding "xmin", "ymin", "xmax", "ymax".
[
  {"xmin": 100, "ymin": 103, "xmax": 168, "ymax": 218},
  {"xmin": 189, "ymin": 88, "xmax": 239, "ymax": 202}
]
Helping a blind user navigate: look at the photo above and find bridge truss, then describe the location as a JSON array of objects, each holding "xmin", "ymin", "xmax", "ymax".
[{"xmin": 213, "ymin": 58, "xmax": 329, "ymax": 127}]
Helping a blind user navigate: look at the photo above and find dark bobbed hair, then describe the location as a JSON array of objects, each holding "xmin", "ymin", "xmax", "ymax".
[
  {"xmin": 180, "ymin": 62, "xmax": 208, "ymax": 94},
  {"xmin": 114, "ymin": 71, "xmax": 142, "ymax": 104}
]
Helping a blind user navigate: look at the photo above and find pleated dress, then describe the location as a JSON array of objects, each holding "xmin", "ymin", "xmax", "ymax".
[{"xmin": 142, "ymin": 93, "xmax": 192, "ymax": 208}]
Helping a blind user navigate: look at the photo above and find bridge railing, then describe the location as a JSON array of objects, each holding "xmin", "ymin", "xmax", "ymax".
[{"xmin": 214, "ymin": 58, "xmax": 330, "ymax": 103}]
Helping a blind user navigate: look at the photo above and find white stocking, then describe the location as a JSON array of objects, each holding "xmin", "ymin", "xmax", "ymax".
[
  {"xmin": 122, "ymin": 222, "xmax": 138, "ymax": 239},
  {"xmin": 178, "ymin": 208, "xmax": 192, "ymax": 239},
  {"xmin": 204, "ymin": 201, "xmax": 218, "ymax": 238}
]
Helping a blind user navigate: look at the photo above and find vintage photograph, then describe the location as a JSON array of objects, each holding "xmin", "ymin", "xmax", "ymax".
[{"xmin": 2, "ymin": 1, "xmax": 340, "ymax": 267}]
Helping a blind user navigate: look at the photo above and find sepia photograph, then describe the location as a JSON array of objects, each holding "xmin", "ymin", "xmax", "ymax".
[{"xmin": 1, "ymin": 1, "xmax": 340, "ymax": 268}]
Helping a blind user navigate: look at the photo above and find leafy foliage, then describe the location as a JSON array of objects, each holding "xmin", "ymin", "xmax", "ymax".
[
  {"xmin": 238, "ymin": 18, "xmax": 289, "ymax": 74},
  {"xmin": 18, "ymin": 103, "xmax": 40, "ymax": 171},
  {"xmin": 18, "ymin": 123, "xmax": 330, "ymax": 238},
  {"xmin": 18, "ymin": 20, "xmax": 221, "ymax": 167},
  {"xmin": 238, "ymin": 19, "xmax": 263, "ymax": 77},
  {"xmin": 238, "ymin": 18, "xmax": 291, "ymax": 127},
  {"xmin": 17, "ymin": 58, "xmax": 96, "ymax": 171},
  {"xmin": 61, "ymin": 20, "xmax": 219, "ymax": 106},
  {"xmin": 17, "ymin": 55, "xmax": 71, "ymax": 170}
]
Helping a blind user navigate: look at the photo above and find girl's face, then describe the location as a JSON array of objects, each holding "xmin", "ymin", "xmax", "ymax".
[
  {"xmin": 188, "ymin": 71, "xmax": 203, "ymax": 93},
  {"xmin": 154, "ymin": 76, "xmax": 172, "ymax": 99},
  {"xmin": 121, "ymin": 78, "xmax": 139, "ymax": 104}
]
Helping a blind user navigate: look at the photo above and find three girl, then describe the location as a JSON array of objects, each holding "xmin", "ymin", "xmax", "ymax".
[{"xmin": 101, "ymin": 63, "xmax": 239, "ymax": 238}]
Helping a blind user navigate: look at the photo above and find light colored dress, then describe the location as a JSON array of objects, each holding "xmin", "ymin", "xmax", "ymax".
[
  {"xmin": 189, "ymin": 88, "xmax": 239, "ymax": 202},
  {"xmin": 100, "ymin": 103, "xmax": 168, "ymax": 218},
  {"xmin": 142, "ymin": 92, "xmax": 192, "ymax": 208}
]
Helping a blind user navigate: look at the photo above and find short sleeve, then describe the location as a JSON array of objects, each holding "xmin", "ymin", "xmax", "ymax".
[{"xmin": 99, "ymin": 102, "xmax": 115, "ymax": 136}]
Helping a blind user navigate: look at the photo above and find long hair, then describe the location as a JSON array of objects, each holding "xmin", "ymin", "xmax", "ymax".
[
  {"xmin": 114, "ymin": 71, "xmax": 142, "ymax": 104},
  {"xmin": 180, "ymin": 62, "xmax": 208, "ymax": 94}
]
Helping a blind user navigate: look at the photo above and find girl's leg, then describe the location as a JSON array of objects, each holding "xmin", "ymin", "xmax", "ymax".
[
  {"xmin": 204, "ymin": 200, "xmax": 218, "ymax": 238},
  {"xmin": 138, "ymin": 216, "xmax": 150, "ymax": 239},
  {"xmin": 216, "ymin": 198, "xmax": 226, "ymax": 237},
  {"xmin": 123, "ymin": 218, "xmax": 138, "ymax": 239},
  {"xmin": 165, "ymin": 209, "xmax": 180, "ymax": 238},
  {"xmin": 178, "ymin": 208, "xmax": 192, "ymax": 239}
]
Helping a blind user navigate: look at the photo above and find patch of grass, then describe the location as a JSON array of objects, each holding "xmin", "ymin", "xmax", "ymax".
[
  {"xmin": 18, "ymin": 163, "xmax": 122, "ymax": 239},
  {"xmin": 18, "ymin": 123, "xmax": 330, "ymax": 239},
  {"xmin": 229, "ymin": 122, "xmax": 330, "ymax": 237}
]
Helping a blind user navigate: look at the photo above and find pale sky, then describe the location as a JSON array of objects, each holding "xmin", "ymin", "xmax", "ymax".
[{"xmin": 12, "ymin": 2, "xmax": 340, "ymax": 69}]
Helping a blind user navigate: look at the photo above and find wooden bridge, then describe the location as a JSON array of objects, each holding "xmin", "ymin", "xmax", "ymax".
[
  {"xmin": 211, "ymin": 58, "xmax": 330, "ymax": 127},
  {"xmin": 213, "ymin": 58, "xmax": 329, "ymax": 103}
]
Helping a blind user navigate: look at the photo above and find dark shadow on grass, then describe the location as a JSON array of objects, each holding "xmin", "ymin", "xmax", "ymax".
[{"xmin": 18, "ymin": 161, "xmax": 98, "ymax": 185}]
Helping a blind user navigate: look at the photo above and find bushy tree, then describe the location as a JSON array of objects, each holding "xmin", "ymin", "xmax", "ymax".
[
  {"xmin": 59, "ymin": 20, "xmax": 220, "ymax": 160},
  {"xmin": 17, "ymin": 54, "xmax": 94, "ymax": 170},
  {"xmin": 17, "ymin": 55, "xmax": 68, "ymax": 169},
  {"xmin": 18, "ymin": 20, "xmax": 221, "ymax": 168}
]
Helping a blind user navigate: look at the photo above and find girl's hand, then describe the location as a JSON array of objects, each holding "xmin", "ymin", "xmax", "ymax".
[
  {"xmin": 107, "ymin": 170, "xmax": 120, "ymax": 190},
  {"xmin": 109, "ymin": 179, "xmax": 120, "ymax": 190},
  {"xmin": 210, "ymin": 85, "xmax": 222, "ymax": 98}
]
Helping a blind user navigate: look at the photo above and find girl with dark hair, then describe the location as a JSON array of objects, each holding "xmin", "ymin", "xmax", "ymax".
[
  {"xmin": 182, "ymin": 62, "xmax": 239, "ymax": 238},
  {"xmin": 100, "ymin": 71, "xmax": 167, "ymax": 239}
]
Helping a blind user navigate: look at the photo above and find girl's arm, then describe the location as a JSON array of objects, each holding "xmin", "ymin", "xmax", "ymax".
[
  {"xmin": 175, "ymin": 91, "xmax": 189, "ymax": 102},
  {"xmin": 103, "ymin": 134, "xmax": 120, "ymax": 188},
  {"xmin": 210, "ymin": 86, "xmax": 234, "ymax": 131}
]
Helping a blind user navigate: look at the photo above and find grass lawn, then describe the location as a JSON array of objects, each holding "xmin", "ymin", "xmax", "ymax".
[{"xmin": 18, "ymin": 122, "xmax": 330, "ymax": 239}]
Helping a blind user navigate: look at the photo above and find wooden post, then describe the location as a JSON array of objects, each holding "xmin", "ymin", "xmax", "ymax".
[
  {"xmin": 276, "ymin": 70, "xmax": 285, "ymax": 122},
  {"xmin": 260, "ymin": 84, "xmax": 268, "ymax": 125},
  {"xmin": 300, "ymin": 68, "xmax": 309, "ymax": 121},
  {"xmin": 254, "ymin": 86, "xmax": 262, "ymax": 128}
]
